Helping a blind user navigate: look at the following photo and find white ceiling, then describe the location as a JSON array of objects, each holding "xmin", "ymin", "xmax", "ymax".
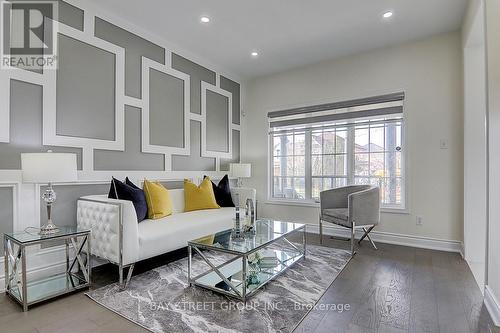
[{"xmin": 87, "ymin": 0, "xmax": 468, "ymax": 80}]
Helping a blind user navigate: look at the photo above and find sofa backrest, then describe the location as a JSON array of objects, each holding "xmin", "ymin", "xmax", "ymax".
[
  {"xmin": 169, "ymin": 189, "xmax": 185, "ymax": 214},
  {"xmin": 82, "ymin": 187, "xmax": 256, "ymax": 216}
]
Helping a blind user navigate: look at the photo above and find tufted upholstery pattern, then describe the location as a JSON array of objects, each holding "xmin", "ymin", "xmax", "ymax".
[{"xmin": 77, "ymin": 195, "xmax": 140, "ymax": 265}]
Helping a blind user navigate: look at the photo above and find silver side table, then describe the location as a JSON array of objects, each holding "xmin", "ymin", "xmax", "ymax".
[{"xmin": 4, "ymin": 226, "xmax": 91, "ymax": 311}]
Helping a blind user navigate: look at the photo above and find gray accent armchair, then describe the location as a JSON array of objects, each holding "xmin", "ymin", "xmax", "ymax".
[{"xmin": 319, "ymin": 185, "xmax": 380, "ymax": 255}]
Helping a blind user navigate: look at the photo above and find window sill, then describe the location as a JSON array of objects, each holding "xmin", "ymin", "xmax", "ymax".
[{"xmin": 264, "ymin": 198, "xmax": 409, "ymax": 214}]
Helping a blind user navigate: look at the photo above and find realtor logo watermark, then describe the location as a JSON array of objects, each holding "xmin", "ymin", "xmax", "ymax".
[{"xmin": 1, "ymin": 0, "xmax": 58, "ymax": 70}]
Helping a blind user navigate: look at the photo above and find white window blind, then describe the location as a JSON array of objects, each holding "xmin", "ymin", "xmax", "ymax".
[{"xmin": 268, "ymin": 93, "xmax": 406, "ymax": 210}]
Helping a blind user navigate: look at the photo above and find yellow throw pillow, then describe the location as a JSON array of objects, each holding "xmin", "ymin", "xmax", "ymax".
[
  {"xmin": 184, "ymin": 177, "xmax": 220, "ymax": 212},
  {"xmin": 143, "ymin": 180, "xmax": 173, "ymax": 219}
]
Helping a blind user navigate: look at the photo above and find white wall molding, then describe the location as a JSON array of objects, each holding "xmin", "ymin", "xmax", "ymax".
[
  {"xmin": 305, "ymin": 223, "xmax": 463, "ymax": 253},
  {"xmin": 485, "ymin": 285, "xmax": 500, "ymax": 326},
  {"xmin": 141, "ymin": 56, "xmax": 191, "ymax": 160},
  {"xmin": 0, "ymin": 67, "xmax": 46, "ymax": 144},
  {"xmin": 1, "ymin": 1, "xmax": 241, "ymax": 174},
  {"xmin": 201, "ymin": 81, "xmax": 233, "ymax": 159},
  {"xmin": 0, "ymin": 183, "xmax": 19, "ymax": 231},
  {"xmin": 42, "ymin": 18, "xmax": 126, "ymax": 158}
]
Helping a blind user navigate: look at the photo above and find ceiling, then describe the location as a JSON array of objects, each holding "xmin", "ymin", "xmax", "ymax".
[{"xmin": 87, "ymin": 0, "xmax": 468, "ymax": 80}]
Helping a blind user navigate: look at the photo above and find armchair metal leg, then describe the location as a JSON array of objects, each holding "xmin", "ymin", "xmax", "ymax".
[
  {"xmin": 358, "ymin": 226, "xmax": 377, "ymax": 250},
  {"xmin": 351, "ymin": 222, "xmax": 356, "ymax": 256}
]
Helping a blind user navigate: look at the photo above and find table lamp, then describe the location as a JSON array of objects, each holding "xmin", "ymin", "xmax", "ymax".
[
  {"xmin": 21, "ymin": 151, "xmax": 78, "ymax": 235},
  {"xmin": 230, "ymin": 163, "xmax": 251, "ymax": 187}
]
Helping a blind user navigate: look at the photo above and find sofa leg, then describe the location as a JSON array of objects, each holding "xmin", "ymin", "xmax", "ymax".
[
  {"xmin": 351, "ymin": 222, "xmax": 356, "ymax": 256},
  {"xmin": 119, "ymin": 265, "xmax": 124, "ymax": 287},
  {"xmin": 319, "ymin": 218, "xmax": 323, "ymax": 245},
  {"xmin": 119, "ymin": 264, "xmax": 135, "ymax": 290}
]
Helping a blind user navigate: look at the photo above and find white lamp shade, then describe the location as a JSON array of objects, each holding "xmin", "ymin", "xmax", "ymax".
[
  {"xmin": 230, "ymin": 163, "xmax": 251, "ymax": 178},
  {"xmin": 21, "ymin": 152, "xmax": 78, "ymax": 183}
]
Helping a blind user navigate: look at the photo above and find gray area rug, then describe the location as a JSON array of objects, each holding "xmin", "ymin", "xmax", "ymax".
[{"xmin": 86, "ymin": 245, "xmax": 351, "ymax": 333}]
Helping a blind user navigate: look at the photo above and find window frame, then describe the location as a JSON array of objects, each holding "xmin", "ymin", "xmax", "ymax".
[{"xmin": 267, "ymin": 116, "xmax": 408, "ymax": 213}]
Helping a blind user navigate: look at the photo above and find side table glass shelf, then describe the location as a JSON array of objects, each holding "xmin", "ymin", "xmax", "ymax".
[{"xmin": 3, "ymin": 226, "xmax": 91, "ymax": 311}]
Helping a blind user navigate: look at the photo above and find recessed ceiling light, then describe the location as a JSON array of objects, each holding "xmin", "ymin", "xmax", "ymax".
[
  {"xmin": 383, "ymin": 11, "xmax": 393, "ymax": 18},
  {"xmin": 200, "ymin": 16, "xmax": 210, "ymax": 23},
  {"xmin": 251, "ymin": 51, "xmax": 259, "ymax": 57}
]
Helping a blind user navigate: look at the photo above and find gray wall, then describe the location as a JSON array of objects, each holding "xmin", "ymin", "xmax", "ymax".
[
  {"xmin": 220, "ymin": 76, "xmax": 241, "ymax": 125},
  {"xmin": 39, "ymin": 183, "xmax": 110, "ymax": 229},
  {"xmin": 94, "ymin": 106, "xmax": 165, "ymax": 170},
  {"xmin": 149, "ymin": 69, "xmax": 185, "ymax": 148},
  {"xmin": 0, "ymin": 187, "xmax": 14, "ymax": 249},
  {"xmin": 206, "ymin": 90, "xmax": 229, "ymax": 153},
  {"xmin": 172, "ymin": 121, "xmax": 216, "ymax": 171},
  {"xmin": 2, "ymin": 1, "xmax": 240, "ymax": 172},
  {"xmin": 2, "ymin": 1, "xmax": 241, "ymax": 233},
  {"xmin": 94, "ymin": 17, "xmax": 165, "ymax": 98},
  {"xmin": 0, "ymin": 79, "xmax": 83, "ymax": 170},
  {"xmin": 221, "ymin": 130, "xmax": 241, "ymax": 171},
  {"xmin": 171, "ymin": 53, "xmax": 216, "ymax": 115},
  {"xmin": 56, "ymin": 34, "xmax": 116, "ymax": 140}
]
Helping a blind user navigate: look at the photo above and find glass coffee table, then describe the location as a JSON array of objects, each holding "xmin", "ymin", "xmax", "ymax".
[{"xmin": 188, "ymin": 219, "xmax": 306, "ymax": 301}]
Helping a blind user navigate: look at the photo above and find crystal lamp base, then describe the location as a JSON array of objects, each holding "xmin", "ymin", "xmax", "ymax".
[{"xmin": 40, "ymin": 219, "xmax": 60, "ymax": 235}]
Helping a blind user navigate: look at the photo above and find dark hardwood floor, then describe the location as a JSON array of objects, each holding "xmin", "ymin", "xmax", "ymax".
[
  {"xmin": 294, "ymin": 233, "xmax": 498, "ymax": 333},
  {"xmin": 0, "ymin": 233, "xmax": 497, "ymax": 333}
]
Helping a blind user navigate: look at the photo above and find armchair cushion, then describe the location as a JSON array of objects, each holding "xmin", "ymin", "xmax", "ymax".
[{"xmin": 321, "ymin": 208, "xmax": 350, "ymax": 227}]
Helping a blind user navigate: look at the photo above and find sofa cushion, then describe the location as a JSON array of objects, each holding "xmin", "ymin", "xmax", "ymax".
[
  {"xmin": 137, "ymin": 207, "xmax": 234, "ymax": 259},
  {"xmin": 205, "ymin": 175, "xmax": 235, "ymax": 207},
  {"xmin": 184, "ymin": 178, "xmax": 220, "ymax": 212},
  {"xmin": 143, "ymin": 180, "xmax": 173, "ymax": 219},
  {"xmin": 108, "ymin": 177, "xmax": 147, "ymax": 222}
]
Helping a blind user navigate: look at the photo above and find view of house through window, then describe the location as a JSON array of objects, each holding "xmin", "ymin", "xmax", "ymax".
[{"xmin": 269, "ymin": 97, "xmax": 405, "ymax": 210}]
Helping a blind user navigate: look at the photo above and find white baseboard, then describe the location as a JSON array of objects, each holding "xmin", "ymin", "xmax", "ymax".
[
  {"xmin": 485, "ymin": 285, "xmax": 500, "ymax": 326},
  {"xmin": 306, "ymin": 224, "xmax": 462, "ymax": 253}
]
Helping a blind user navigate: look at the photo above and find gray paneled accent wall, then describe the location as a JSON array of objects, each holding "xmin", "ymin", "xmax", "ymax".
[
  {"xmin": 56, "ymin": 34, "xmax": 116, "ymax": 140},
  {"xmin": 0, "ymin": 80, "xmax": 83, "ymax": 170},
  {"xmin": 94, "ymin": 106, "xmax": 164, "ymax": 170},
  {"xmin": 149, "ymin": 69, "xmax": 185, "ymax": 148},
  {"xmin": 158, "ymin": 181, "xmax": 184, "ymax": 190},
  {"xmin": 39, "ymin": 184, "xmax": 110, "ymax": 228},
  {"xmin": 171, "ymin": 53, "xmax": 216, "ymax": 115},
  {"xmin": 0, "ymin": 187, "xmax": 14, "ymax": 249},
  {"xmin": 220, "ymin": 76, "xmax": 241, "ymax": 125},
  {"xmin": 172, "ymin": 121, "xmax": 216, "ymax": 171},
  {"xmin": 94, "ymin": 17, "xmax": 165, "ymax": 98},
  {"xmin": 58, "ymin": 0, "xmax": 84, "ymax": 31},
  {"xmin": 221, "ymin": 130, "xmax": 241, "ymax": 171},
  {"xmin": 206, "ymin": 90, "xmax": 229, "ymax": 152},
  {"xmin": 1, "ymin": 1, "xmax": 240, "ymax": 175}
]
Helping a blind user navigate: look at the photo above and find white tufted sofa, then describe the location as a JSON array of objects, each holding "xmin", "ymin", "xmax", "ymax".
[{"xmin": 77, "ymin": 187, "xmax": 256, "ymax": 288}]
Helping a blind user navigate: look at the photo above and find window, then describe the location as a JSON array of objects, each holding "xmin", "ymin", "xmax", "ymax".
[{"xmin": 269, "ymin": 93, "xmax": 405, "ymax": 210}]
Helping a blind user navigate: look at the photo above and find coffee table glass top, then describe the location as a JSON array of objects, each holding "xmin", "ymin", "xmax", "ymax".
[{"xmin": 189, "ymin": 219, "xmax": 305, "ymax": 254}]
